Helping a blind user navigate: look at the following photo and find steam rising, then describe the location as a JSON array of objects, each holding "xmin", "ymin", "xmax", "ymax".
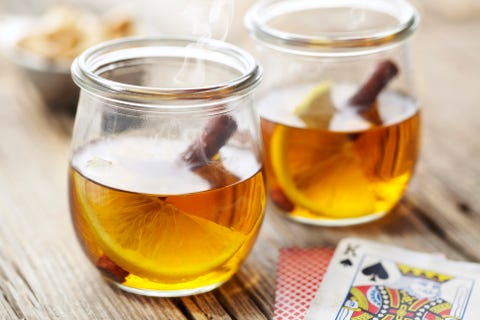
[{"xmin": 174, "ymin": 0, "xmax": 234, "ymax": 86}]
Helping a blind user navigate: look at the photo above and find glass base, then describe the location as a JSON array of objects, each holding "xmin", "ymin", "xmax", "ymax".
[
  {"xmin": 110, "ymin": 280, "xmax": 224, "ymax": 297},
  {"xmin": 283, "ymin": 211, "xmax": 387, "ymax": 227}
]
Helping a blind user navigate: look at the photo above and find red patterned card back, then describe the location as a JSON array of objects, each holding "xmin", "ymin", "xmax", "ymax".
[{"xmin": 273, "ymin": 248, "xmax": 334, "ymax": 320}]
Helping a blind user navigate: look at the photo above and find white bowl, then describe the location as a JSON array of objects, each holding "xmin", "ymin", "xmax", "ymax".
[
  {"xmin": 1, "ymin": 15, "xmax": 79, "ymax": 113},
  {"xmin": 12, "ymin": 48, "xmax": 79, "ymax": 113}
]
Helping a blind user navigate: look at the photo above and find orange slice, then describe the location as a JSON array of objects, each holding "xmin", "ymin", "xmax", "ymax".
[
  {"xmin": 73, "ymin": 172, "xmax": 246, "ymax": 280},
  {"xmin": 270, "ymin": 126, "xmax": 376, "ymax": 218}
]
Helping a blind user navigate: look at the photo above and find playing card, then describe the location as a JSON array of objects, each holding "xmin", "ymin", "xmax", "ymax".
[
  {"xmin": 273, "ymin": 248, "xmax": 334, "ymax": 320},
  {"xmin": 305, "ymin": 238, "xmax": 480, "ymax": 320}
]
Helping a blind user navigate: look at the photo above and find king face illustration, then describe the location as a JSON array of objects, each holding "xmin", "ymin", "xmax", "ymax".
[{"xmin": 336, "ymin": 263, "xmax": 470, "ymax": 320}]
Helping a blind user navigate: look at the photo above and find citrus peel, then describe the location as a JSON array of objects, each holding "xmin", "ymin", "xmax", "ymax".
[
  {"xmin": 293, "ymin": 81, "xmax": 335, "ymax": 129},
  {"xmin": 73, "ymin": 172, "xmax": 246, "ymax": 281},
  {"xmin": 270, "ymin": 127, "xmax": 375, "ymax": 217}
]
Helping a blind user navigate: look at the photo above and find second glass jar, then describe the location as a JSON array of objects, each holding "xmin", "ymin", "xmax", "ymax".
[{"xmin": 245, "ymin": 0, "xmax": 421, "ymax": 226}]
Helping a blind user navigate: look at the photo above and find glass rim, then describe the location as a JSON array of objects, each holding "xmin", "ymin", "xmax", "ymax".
[
  {"xmin": 71, "ymin": 36, "xmax": 263, "ymax": 104},
  {"xmin": 244, "ymin": 0, "xmax": 420, "ymax": 57}
]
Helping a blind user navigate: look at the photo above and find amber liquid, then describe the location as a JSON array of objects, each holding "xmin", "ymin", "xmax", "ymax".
[
  {"xmin": 69, "ymin": 137, "xmax": 265, "ymax": 295},
  {"xmin": 259, "ymin": 84, "xmax": 420, "ymax": 225}
]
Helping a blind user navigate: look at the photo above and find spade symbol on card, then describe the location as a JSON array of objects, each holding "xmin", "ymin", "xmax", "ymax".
[
  {"xmin": 340, "ymin": 259, "xmax": 353, "ymax": 267},
  {"xmin": 362, "ymin": 262, "xmax": 389, "ymax": 282}
]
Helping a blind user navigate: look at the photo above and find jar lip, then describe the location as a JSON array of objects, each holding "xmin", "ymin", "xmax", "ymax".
[
  {"xmin": 244, "ymin": 0, "xmax": 419, "ymax": 57},
  {"xmin": 71, "ymin": 36, "xmax": 262, "ymax": 104}
]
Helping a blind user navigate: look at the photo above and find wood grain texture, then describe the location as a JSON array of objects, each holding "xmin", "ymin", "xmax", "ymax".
[{"xmin": 1, "ymin": 1, "xmax": 480, "ymax": 319}]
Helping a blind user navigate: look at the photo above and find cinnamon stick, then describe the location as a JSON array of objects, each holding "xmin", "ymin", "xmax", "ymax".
[
  {"xmin": 348, "ymin": 60, "xmax": 399, "ymax": 125},
  {"xmin": 270, "ymin": 186, "xmax": 295, "ymax": 212},
  {"xmin": 181, "ymin": 115, "xmax": 238, "ymax": 169},
  {"xmin": 349, "ymin": 60, "xmax": 399, "ymax": 109},
  {"xmin": 97, "ymin": 255, "xmax": 129, "ymax": 283},
  {"xmin": 181, "ymin": 114, "xmax": 241, "ymax": 187}
]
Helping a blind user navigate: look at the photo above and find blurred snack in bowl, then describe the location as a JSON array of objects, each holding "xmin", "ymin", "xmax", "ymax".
[
  {"xmin": 102, "ymin": 10, "xmax": 137, "ymax": 41},
  {"xmin": 10, "ymin": 4, "xmax": 137, "ymax": 113},
  {"xmin": 17, "ymin": 4, "xmax": 136, "ymax": 62}
]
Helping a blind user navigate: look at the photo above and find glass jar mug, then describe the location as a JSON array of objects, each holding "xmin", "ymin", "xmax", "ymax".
[
  {"xmin": 245, "ymin": 0, "xmax": 420, "ymax": 226},
  {"xmin": 69, "ymin": 37, "xmax": 265, "ymax": 296}
]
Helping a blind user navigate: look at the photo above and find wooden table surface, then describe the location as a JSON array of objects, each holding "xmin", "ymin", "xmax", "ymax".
[{"xmin": 1, "ymin": 1, "xmax": 480, "ymax": 319}]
